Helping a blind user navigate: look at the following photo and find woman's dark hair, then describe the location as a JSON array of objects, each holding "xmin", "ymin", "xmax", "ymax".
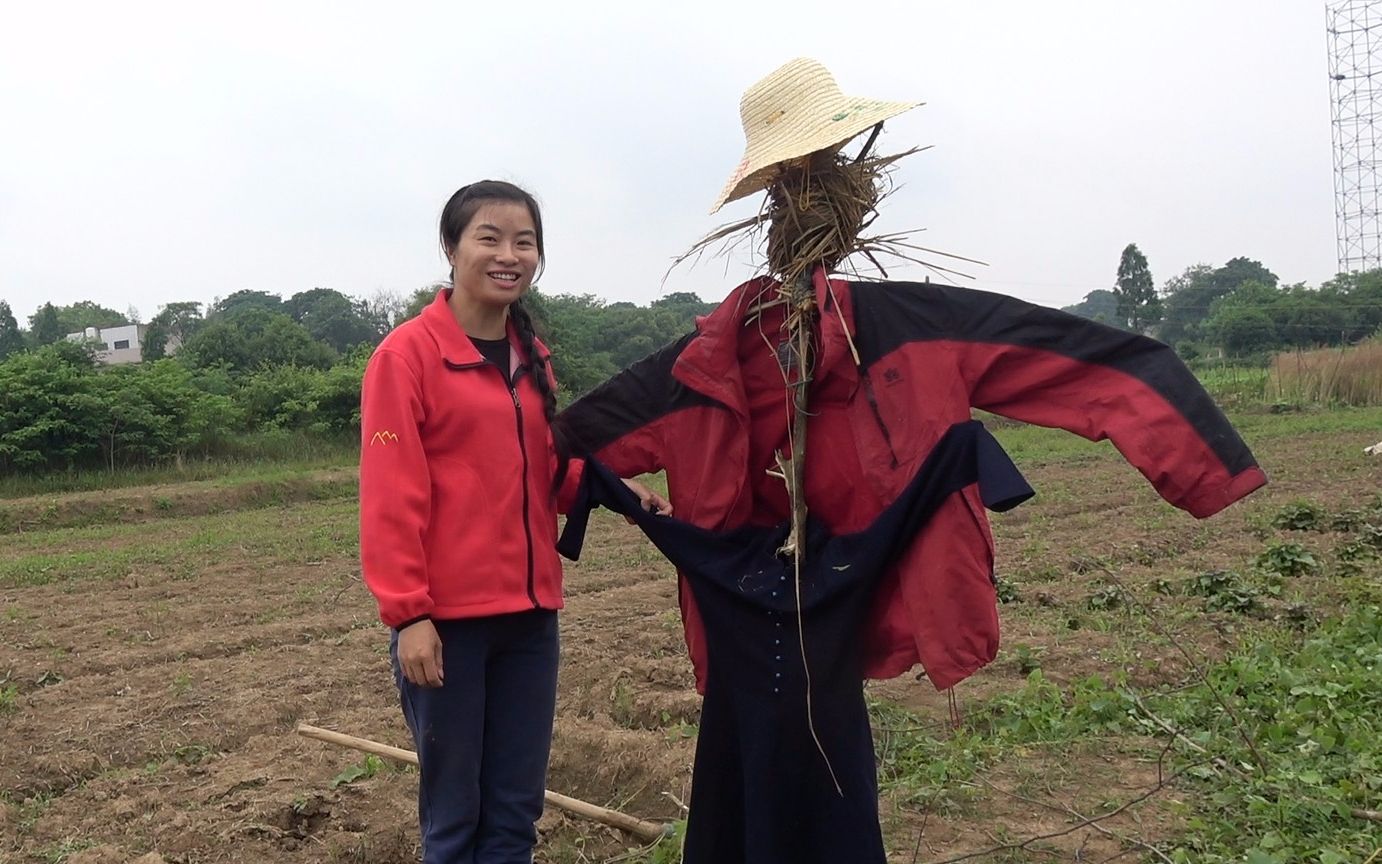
[{"xmin": 439, "ymin": 181, "xmax": 569, "ymax": 489}]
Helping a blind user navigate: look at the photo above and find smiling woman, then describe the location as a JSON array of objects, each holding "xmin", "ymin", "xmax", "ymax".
[{"xmin": 354, "ymin": 179, "xmax": 670, "ymax": 864}]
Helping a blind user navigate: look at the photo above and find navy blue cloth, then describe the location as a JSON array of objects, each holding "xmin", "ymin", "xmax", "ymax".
[
  {"xmin": 391, "ymin": 610, "xmax": 559, "ymax": 864},
  {"xmin": 559, "ymin": 420, "xmax": 1032, "ymax": 864}
]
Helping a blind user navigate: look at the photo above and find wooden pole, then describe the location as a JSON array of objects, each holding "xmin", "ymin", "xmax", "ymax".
[{"xmin": 295, "ymin": 723, "xmax": 671, "ymax": 844}]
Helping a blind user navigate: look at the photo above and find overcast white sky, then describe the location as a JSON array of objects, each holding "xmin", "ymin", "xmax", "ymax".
[{"xmin": 0, "ymin": 1, "xmax": 1338, "ymax": 324}]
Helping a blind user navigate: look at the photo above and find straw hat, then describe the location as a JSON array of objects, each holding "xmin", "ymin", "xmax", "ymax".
[{"xmin": 710, "ymin": 58, "xmax": 921, "ymax": 213}]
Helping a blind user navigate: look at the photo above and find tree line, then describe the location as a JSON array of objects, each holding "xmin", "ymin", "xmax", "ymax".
[
  {"xmin": 0, "ymin": 285, "xmax": 714, "ymax": 474},
  {"xmin": 4, "ymin": 247, "xmax": 1380, "ymax": 475},
  {"xmin": 1062, "ymin": 245, "xmax": 1382, "ymax": 359}
]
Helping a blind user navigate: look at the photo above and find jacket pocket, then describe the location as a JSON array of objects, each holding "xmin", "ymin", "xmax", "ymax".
[
  {"xmin": 427, "ymin": 460, "xmax": 502, "ymax": 599},
  {"xmin": 958, "ymin": 484, "xmax": 997, "ymax": 584}
]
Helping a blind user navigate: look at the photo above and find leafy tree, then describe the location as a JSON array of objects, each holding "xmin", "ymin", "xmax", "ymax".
[
  {"xmin": 1279, "ymin": 295, "xmax": 1350, "ymax": 346},
  {"xmin": 178, "ymin": 310, "xmax": 336, "ymax": 373},
  {"xmin": 237, "ymin": 365, "xmax": 327, "ymax": 431},
  {"xmin": 51, "ymin": 301, "xmax": 129, "ymax": 334},
  {"xmin": 1113, "ymin": 243, "xmax": 1161, "ymax": 333},
  {"xmin": 1211, "ymin": 257, "xmax": 1278, "ymax": 294},
  {"xmin": 1207, "ymin": 306, "xmax": 1279, "ymax": 356},
  {"xmin": 209, "ymin": 289, "xmax": 284, "ymax": 319},
  {"xmin": 401, "ymin": 285, "xmax": 439, "ymax": 322},
  {"xmin": 284, "ymin": 287, "xmax": 378, "ymax": 353},
  {"xmin": 0, "ymin": 343, "xmax": 104, "ymax": 471},
  {"xmin": 96, "ymin": 361, "xmax": 238, "ymax": 468},
  {"xmin": 313, "ymin": 348, "xmax": 370, "ymax": 433},
  {"xmin": 651, "ymin": 291, "xmax": 710, "ymax": 311},
  {"xmin": 28, "ymin": 303, "xmax": 65, "ymax": 346},
  {"xmin": 142, "ymin": 301, "xmax": 205, "ymax": 360},
  {"xmin": 0, "ymin": 301, "xmax": 25, "ymax": 360},
  {"xmin": 235, "ymin": 349, "xmax": 367, "ymax": 434},
  {"xmin": 1318, "ymin": 269, "xmax": 1382, "ymax": 341},
  {"xmin": 1158, "ymin": 259, "xmax": 1279, "ymax": 348},
  {"xmin": 538, "ymin": 290, "xmax": 712, "ymax": 399},
  {"xmin": 1061, "ymin": 290, "xmax": 1122, "ymax": 326}
]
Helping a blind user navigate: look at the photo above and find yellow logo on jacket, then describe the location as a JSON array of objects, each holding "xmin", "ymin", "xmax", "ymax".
[{"xmin": 370, "ymin": 431, "xmax": 399, "ymax": 446}]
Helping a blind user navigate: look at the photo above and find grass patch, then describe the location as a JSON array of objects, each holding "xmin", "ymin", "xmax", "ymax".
[
  {"xmin": 983, "ymin": 405, "xmax": 1382, "ymax": 466},
  {"xmin": 1195, "ymin": 364, "xmax": 1270, "ymax": 407},
  {"xmin": 0, "ymin": 435, "xmax": 356, "ymax": 499},
  {"xmin": 872, "ymin": 600, "xmax": 1381, "ymax": 861},
  {"xmin": 0, "ymin": 469, "xmax": 358, "ymax": 535},
  {"xmin": 0, "ymin": 498, "xmax": 359, "ymax": 588}
]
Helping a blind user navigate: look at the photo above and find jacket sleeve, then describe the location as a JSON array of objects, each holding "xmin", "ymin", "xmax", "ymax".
[
  {"xmin": 532, "ymin": 342, "xmax": 587, "ymax": 513},
  {"xmin": 554, "ymin": 456, "xmax": 586, "ymax": 514},
  {"xmin": 557, "ymin": 334, "xmax": 706, "ymax": 475},
  {"xmin": 359, "ymin": 348, "xmax": 434, "ymax": 627},
  {"xmin": 934, "ymin": 286, "xmax": 1266, "ymax": 516}
]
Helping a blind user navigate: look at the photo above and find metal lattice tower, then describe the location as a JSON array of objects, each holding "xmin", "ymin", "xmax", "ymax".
[{"xmin": 1328, "ymin": 0, "xmax": 1382, "ymax": 273}]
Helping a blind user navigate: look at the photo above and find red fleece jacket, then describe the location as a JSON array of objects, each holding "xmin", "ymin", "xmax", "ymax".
[{"xmin": 359, "ymin": 291, "xmax": 582, "ymax": 628}]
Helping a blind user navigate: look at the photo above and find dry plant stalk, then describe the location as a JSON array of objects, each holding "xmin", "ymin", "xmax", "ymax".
[{"xmin": 1267, "ymin": 338, "xmax": 1382, "ymax": 406}]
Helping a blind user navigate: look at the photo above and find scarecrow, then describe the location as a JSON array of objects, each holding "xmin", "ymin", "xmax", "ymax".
[{"xmin": 557, "ymin": 59, "xmax": 1266, "ymax": 864}]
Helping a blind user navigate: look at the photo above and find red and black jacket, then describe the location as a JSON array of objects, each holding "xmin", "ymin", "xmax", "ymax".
[
  {"xmin": 360, "ymin": 291, "xmax": 582, "ymax": 629},
  {"xmin": 558, "ymin": 269, "xmax": 1266, "ymax": 690}
]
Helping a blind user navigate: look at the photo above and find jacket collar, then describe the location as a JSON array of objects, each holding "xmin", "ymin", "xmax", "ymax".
[
  {"xmin": 420, "ymin": 288, "xmax": 533, "ymax": 372},
  {"xmin": 672, "ymin": 268, "xmax": 860, "ymax": 412}
]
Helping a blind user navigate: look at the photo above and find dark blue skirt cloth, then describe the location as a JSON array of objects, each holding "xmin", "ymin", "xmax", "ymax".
[{"xmin": 558, "ymin": 420, "xmax": 1032, "ymax": 864}]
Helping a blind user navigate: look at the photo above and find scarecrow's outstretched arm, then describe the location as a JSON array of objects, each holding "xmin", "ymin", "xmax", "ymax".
[
  {"xmin": 850, "ymin": 280, "xmax": 1267, "ymax": 517},
  {"xmin": 558, "ymin": 332, "xmax": 714, "ymax": 476}
]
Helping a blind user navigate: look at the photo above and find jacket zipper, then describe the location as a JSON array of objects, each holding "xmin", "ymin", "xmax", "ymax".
[
  {"xmin": 445, "ymin": 356, "xmax": 539, "ymax": 608},
  {"xmin": 509, "ymin": 378, "xmax": 539, "ymax": 608},
  {"xmin": 859, "ymin": 368, "xmax": 901, "ymax": 469}
]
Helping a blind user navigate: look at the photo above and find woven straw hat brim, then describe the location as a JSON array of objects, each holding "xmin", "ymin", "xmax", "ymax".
[{"xmin": 710, "ymin": 97, "xmax": 918, "ymax": 213}]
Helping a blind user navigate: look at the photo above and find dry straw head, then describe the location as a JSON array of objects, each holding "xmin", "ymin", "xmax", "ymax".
[{"xmin": 711, "ymin": 58, "xmax": 921, "ymax": 213}]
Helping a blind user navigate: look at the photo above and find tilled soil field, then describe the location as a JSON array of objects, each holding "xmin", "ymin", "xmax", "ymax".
[{"xmin": 2, "ymin": 411, "xmax": 1379, "ymax": 863}]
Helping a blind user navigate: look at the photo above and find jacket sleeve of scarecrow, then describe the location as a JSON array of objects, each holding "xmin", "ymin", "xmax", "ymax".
[
  {"xmin": 358, "ymin": 347, "xmax": 435, "ymax": 629},
  {"xmin": 859, "ymin": 281, "xmax": 1267, "ymax": 517},
  {"xmin": 533, "ymin": 339, "xmax": 586, "ymax": 513},
  {"xmin": 557, "ymin": 332, "xmax": 709, "ymax": 476}
]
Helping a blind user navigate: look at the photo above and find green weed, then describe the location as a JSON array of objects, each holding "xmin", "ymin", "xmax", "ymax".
[
  {"xmin": 994, "ymin": 578, "xmax": 1020, "ymax": 604},
  {"xmin": 1271, "ymin": 501, "xmax": 1325, "ymax": 531},
  {"xmin": 39, "ymin": 838, "xmax": 96, "ymax": 864},
  {"xmin": 1255, "ymin": 542, "xmax": 1320, "ymax": 579},
  {"xmin": 330, "ymin": 754, "xmax": 386, "ymax": 788},
  {"xmin": 1085, "ymin": 584, "xmax": 1127, "ymax": 610},
  {"xmin": 639, "ymin": 820, "xmax": 686, "ymax": 864}
]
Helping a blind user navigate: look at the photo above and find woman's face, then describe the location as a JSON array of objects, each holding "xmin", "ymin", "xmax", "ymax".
[{"xmin": 448, "ymin": 201, "xmax": 540, "ymax": 310}]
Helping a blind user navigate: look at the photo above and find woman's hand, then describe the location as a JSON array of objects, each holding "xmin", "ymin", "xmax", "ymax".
[
  {"xmin": 621, "ymin": 478, "xmax": 673, "ymax": 518},
  {"xmin": 397, "ymin": 618, "xmax": 444, "ymax": 688}
]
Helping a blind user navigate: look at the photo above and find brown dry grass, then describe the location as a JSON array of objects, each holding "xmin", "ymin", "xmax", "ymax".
[{"xmin": 1267, "ymin": 337, "xmax": 1382, "ymax": 406}]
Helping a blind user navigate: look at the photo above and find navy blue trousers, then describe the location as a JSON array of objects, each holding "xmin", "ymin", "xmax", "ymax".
[
  {"xmin": 559, "ymin": 421, "xmax": 1032, "ymax": 864},
  {"xmin": 391, "ymin": 610, "xmax": 559, "ymax": 864}
]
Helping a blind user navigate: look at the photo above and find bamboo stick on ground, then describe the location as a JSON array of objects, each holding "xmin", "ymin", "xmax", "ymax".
[{"xmin": 295, "ymin": 723, "xmax": 671, "ymax": 843}]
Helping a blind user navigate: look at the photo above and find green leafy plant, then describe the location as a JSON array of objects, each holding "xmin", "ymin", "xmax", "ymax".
[
  {"xmin": 1186, "ymin": 570, "xmax": 1261, "ymax": 614},
  {"xmin": 1011, "ymin": 644, "xmax": 1044, "ymax": 675},
  {"xmin": 1271, "ymin": 501, "xmax": 1325, "ymax": 531},
  {"xmin": 1255, "ymin": 542, "xmax": 1319, "ymax": 578},
  {"xmin": 994, "ymin": 578, "xmax": 1020, "ymax": 604},
  {"xmin": 1327, "ymin": 508, "xmax": 1366, "ymax": 532},
  {"xmin": 641, "ymin": 820, "xmax": 686, "ymax": 864},
  {"xmin": 1085, "ymin": 584, "xmax": 1126, "ymax": 610},
  {"xmin": 331, "ymin": 754, "xmax": 385, "ymax": 788}
]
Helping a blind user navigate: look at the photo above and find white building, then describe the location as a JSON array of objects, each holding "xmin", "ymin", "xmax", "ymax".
[{"xmin": 65, "ymin": 323, "xmax": 147, "ymax": 364}]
